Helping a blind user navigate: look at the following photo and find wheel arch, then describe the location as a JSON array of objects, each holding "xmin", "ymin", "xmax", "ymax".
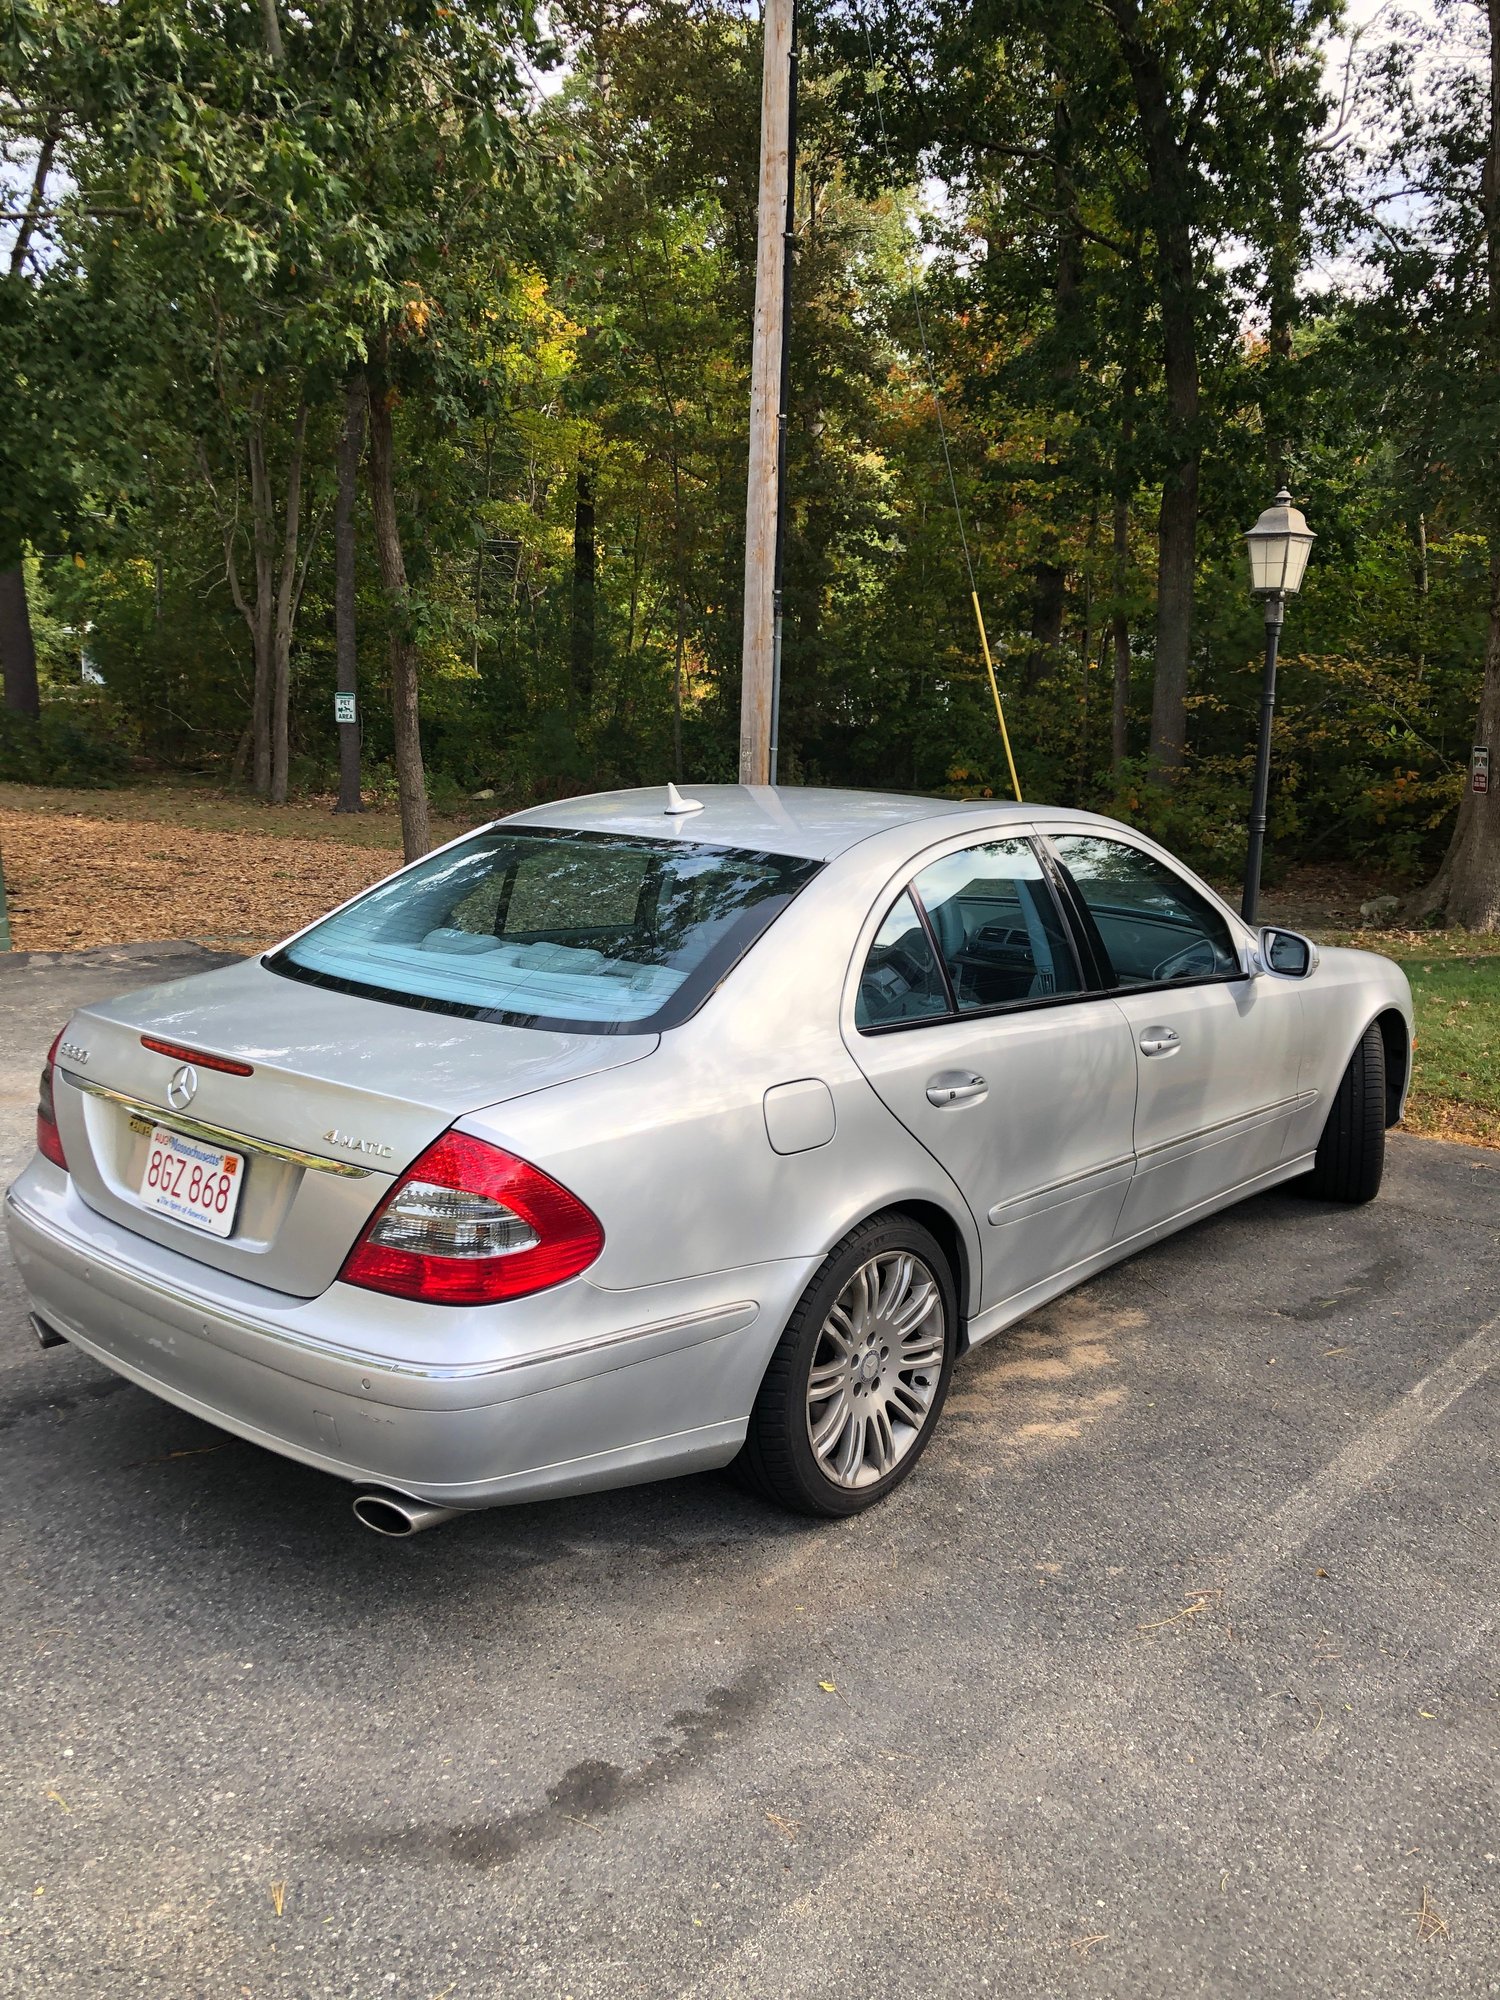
[
  {"xmin": 875, "ymin": 1198, "xmax": 974, "ymax": 1351},
  {"xmin": 1373, "ymin": 1007, "xmax": 1410, "ymax": 1127}
]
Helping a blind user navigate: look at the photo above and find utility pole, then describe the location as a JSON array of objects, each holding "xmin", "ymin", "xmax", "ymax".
[{"xmin": 740, "ymin": 0, "xmax": 794, "ymax": 786}]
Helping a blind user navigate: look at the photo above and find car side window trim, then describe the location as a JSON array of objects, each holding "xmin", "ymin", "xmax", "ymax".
[
  {"xmin": 1028, "ymin": 836, "xmax": 1110, "ymax": 993},
  {"xmin": 1036, "ymin": 830, "xmax": 1252, "ymax": 999},
  {"xmin": 905, "ymin": 881, "xmax": 960, "ymax": 1015},
  {"xmin": 856, "ymin": 981, "xmax": 1124, "ymax": 1036}
]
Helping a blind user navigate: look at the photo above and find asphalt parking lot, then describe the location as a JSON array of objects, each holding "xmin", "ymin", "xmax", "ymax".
[{"xmin": 2, "ymin": 944, "xmax": 1498, "ymax": 1998}]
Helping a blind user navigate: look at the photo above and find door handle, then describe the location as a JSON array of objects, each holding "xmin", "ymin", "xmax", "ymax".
[
  {"xmin": 926, "ymin": 1072, "xmax": 988, "ymax": 1107},
  {"xmin": 1138, "ymin": 1027, "xmax": 1181, "ymax": 1058}
]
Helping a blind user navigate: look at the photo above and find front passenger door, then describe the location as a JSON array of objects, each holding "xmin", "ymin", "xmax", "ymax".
[
  {"xmin": 1043, "ymin": 832, "xmax": 1305, "ymax": 1236},
  {"xmin": 846, "ymin": 835, "xmax": 1139, "ymax": 1316}
]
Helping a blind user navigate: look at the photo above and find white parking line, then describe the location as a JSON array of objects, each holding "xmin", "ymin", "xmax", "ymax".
[
  {"xmin": 1228, "ymin": 1311, "xmax": 1500, "ymax": 1590},
  {"xmin": 671, "ymin": 1316, "xmax": 1500, "ymax": 2000}
]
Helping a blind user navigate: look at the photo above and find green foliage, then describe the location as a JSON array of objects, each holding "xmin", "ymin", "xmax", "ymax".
[
  {"xmin": 0, "ymin": 0, "xmax": 1493, "ymax": 898},
  {"xmin": 0, "ymin": 697, "xmax": 134, "ymax": 785}
]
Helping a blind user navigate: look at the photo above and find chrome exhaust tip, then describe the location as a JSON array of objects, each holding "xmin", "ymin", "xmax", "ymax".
[
  {"xmin": 351, "ymin": 1488, "xmax": 463, "ymax": 1537},
  {"xmin": 30, "ymin": 1313, "xmax": 67, "ymax": 1350}
]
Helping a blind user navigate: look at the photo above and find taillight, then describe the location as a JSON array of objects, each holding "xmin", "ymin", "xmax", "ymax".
[
  {"xmin": 338, "ymin": 1132, "xmax": 604, "ymax": 1306},
  {"xmin": 140, "ymin": 1036, "xmax": 254, "ymax": 1076},
  {"xmin": 37, "ymin": 1030, "xmax": 68, "ymax": 1170}
]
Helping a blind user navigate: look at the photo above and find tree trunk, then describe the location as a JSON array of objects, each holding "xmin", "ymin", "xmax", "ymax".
[
  {"xmin": 1410, "ymin": 0, "xmax": 1500, "ymax": 928},
  {"xmin": 1106, "ymin": 0, "xmax": 1200, "ymax": 781},
  {"xmin": 571, "ymin": 461, "xmax": 596, "ymax": 714},
  {"xmin": 1026, "ymin": 97, "xmax": 1084, "ymax": 690},
  {"xmin": 1027, "ymin": 561, "xmax": 1067, "ymax": 685},
  {"xmin": 0, "ymin": 566, "xmax": 40, "ymax": 717},
  {"xmin": 198, "ymin": 394, "xmax": 315, "ymax": 799},
  {"xmin": 1408, "ymin": 555, "xmax": 1500, "ymax": 928},
  {"xmin": 1110, "ymin": 488, "xmax": 1131, "ymax": 773},
  {"xmin": 334, "ymin": 369, "xmax": 366, "ymax": 814},
  {"xmin": 1150, "ymin": 412, "xmax": 1198, "ymax": 777},
  {"xmin": 259, "ymin": 0, "xmax": 285, "ymax": 65},
  {"xmin": 268, "ymin": 401, "xmax": 308, "ymax": 805},
  {"xmin": 0, "ymin": 122, "xmax": 61, "ymax": 716},
  {"xmin": 8, "ymin": 120, "xmax": 59, "ymax": 280},
  {"xmin": 1265, "ymin": 224, "xmax": 1296, "ymax": 489},
  {"xmin": 246, "ymin": 394, "xmax": 276, "ymax": 797},
  {"xmin": 672, "ymin": 586, "xmax": 686, "ymax": 782},
  {"xmin": 366, "ymin": 350, "xmax": 430, "ymax": 863}
]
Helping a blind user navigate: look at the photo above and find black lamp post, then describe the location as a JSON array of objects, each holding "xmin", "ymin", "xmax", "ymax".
[{"xmin": 1241, "ymin": 487, "xmax": 1315, "ymax": 924}]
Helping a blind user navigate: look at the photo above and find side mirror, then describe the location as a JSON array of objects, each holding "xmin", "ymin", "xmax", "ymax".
[{"xmin": 1258, "ymin": 926, "xmax": 1317, "ymax": 978}]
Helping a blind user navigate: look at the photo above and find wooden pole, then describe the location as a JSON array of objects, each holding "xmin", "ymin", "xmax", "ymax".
[
  {"xmin": 740, "ymin": 0, "xmax": 793, "ymax": 786},
  {"xmin": 769, "ymin": 1, "xmax": 799, "ymax": 785}
]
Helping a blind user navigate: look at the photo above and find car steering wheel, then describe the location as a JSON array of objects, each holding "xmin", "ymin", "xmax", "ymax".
[{"xmin": 1152, "ymin": 938, "xmax": 1217, "ymax": 982}]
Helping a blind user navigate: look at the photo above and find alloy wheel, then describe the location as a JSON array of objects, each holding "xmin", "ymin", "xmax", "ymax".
[{"xmin": 804, "ymin": 1251, "xmax": 946, "ymax": 1490}]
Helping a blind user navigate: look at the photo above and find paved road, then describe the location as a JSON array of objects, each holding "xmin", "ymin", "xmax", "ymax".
[{"xmin": 2, "ymin": 947, "xmax": 1497, "ymax": 1998}]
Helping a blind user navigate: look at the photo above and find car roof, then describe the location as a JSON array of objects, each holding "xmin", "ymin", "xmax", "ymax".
[{"xmin": 501, "ymin": 784, "xmax": 1089, "ymax": 862}]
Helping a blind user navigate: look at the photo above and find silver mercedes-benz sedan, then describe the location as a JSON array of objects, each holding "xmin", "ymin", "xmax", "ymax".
[{"xmin": 6, "ymin": 786, "xmax": 1412, "ymax": 1530}]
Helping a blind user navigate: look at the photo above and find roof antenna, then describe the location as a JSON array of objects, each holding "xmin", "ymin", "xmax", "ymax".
[{"xmin": 664, "ymin": 782, "xmax": 704, "ymax": 816}]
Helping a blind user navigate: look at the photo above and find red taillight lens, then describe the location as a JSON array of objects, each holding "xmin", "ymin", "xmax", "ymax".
[
  {"xmin": 37, "ymin": 1030, "xmax": 68, "ymax": 1170},
  {"xmin": 338, "ymin": 1132, "xmax": 604, "ymax": 1306}
]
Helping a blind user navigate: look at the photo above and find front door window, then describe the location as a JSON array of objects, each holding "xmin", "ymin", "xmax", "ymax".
[{"xmin": 1050, "ymin": 835, "xmax": 1238, "ymax": 988}]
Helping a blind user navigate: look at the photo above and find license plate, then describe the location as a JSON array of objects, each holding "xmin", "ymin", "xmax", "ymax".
[{"xmin": 140, "ymin": 1126, "xmax": 245, "ymax": 1238}]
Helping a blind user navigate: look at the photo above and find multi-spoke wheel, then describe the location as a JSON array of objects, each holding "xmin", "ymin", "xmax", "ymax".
[{"xmin": 737, "ymin": 1213, "xmax": 958, "ymax": 1516}]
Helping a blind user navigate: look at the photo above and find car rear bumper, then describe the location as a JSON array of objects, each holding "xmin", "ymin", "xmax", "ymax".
[{"xmin": 5, "ymin": 1163, "xmax": 814, "ymax": 1508}]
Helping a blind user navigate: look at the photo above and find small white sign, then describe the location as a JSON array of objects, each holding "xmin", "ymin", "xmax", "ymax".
[
  {"xmin": 1473, "ymin": 746, "xmax": 1490, "ymax": 796},
  {"xmin": 334, "ymin": 692, "xmax": 357, "ymax": 725}
]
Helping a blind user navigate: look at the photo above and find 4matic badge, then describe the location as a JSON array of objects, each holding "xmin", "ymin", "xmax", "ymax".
[{"xmin": 324, "ymin": 1129, "xmax": 394, "ymax": 1159}]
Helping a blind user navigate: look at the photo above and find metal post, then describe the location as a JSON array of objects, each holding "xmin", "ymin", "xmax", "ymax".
[
  {"xmin": 768, "ymin": 1, "xmax": 799, "ymax": 787},
  {"xmin": 1241, "ymin": 592, "xmax": 1284, "ymax": 925},
  {"xmin": 739, "ymin": 0, "xmax": 794, "ymax": 785}
]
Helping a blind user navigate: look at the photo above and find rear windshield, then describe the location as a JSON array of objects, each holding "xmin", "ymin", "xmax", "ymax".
[{"xmin": 267, "ymin": 827, "xmax": 822, "ymax": 1034}]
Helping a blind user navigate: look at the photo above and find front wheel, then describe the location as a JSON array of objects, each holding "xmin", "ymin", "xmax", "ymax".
[
  {"xmin": 1301, "ymin": 1021, "xmax": 1386, "ymax": 1204},
  {"xmin": 737, "ymin": 1213, "xmax": 958, "ymax": 1517}
]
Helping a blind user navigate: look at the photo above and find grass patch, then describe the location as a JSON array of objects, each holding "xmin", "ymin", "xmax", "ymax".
[{"xmin": 1397, "ymin": 954, "xmax": 1500, "ymax": 1150}]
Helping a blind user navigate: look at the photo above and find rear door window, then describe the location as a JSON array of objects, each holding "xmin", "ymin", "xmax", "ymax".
[
  {"xmin": 270, "ymin": 830, "xmax": 821, "ymax": 1033},
  {"xmin": 855, "ymin": 891, "xmax": 951, "ymax": 1028},
  {"xmin": 912, "ymin": 839, "xmax": 1083, "ymax": 1011}
]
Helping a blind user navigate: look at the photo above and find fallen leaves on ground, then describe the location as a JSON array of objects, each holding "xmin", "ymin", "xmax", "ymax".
[
  {"xmin": 1401, "ymin": 1091, "xmax": 1500, "ymax": 1152},
  {"xmin": 0, "ymin": 806, "xmax": 398, "ymax": 951}
]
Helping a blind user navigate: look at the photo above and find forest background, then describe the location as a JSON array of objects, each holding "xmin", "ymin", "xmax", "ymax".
[{"xmin": 2, "ymin": 0, "xmax": 1498, "ymax": 924}]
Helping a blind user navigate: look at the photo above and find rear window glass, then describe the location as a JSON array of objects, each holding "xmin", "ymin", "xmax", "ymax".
[{"xmin": 267, "ymin": 828, "xmax": 821, "ymax": 1034}]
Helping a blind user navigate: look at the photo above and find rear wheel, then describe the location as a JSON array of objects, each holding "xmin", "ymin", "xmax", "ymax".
[
  {"xmin": 737, "ymin": 1213, "xmax": 957, "ymax": 1517},
  {"xmin": 1301, "ymin": 1022, "xmax": 1386, "ymax": 1204}
]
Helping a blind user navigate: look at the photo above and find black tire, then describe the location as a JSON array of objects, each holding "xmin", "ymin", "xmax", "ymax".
[
  {"xmin": 1302, "ymin": 1021, "xmax": 1386, "ymax": 1203},
  {"xmin": 736, "ymin": 1212, "xmax": 958, "ymax": 1518}
]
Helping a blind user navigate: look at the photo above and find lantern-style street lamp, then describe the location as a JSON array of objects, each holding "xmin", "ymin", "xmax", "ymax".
[{"xmin": 1241, "ymin": 488, "xmax": 1315, "ymax": 923}]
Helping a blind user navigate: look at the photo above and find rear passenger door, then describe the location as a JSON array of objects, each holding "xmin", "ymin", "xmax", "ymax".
[
  {"xmin": 845, "ymin": 833, "xmax": 1139, "ymax": 1317},
  {"xmin": 1040, "ymin": 830, "xmax": 1305, "ymax": 1235}
]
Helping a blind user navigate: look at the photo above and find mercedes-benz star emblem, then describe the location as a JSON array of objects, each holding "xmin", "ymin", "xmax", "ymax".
[{"xmin": 167, "ymin": 1063, "xmax": 199, "ymax": 1111}]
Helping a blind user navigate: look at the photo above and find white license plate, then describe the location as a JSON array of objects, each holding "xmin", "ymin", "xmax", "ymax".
[{"xmin": 140, "ymin": 1126, "xmax": 245, "ymax": 1238}]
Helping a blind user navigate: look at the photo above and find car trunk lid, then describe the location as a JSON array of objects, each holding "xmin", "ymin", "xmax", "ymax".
[{"xmin": 51, "ymin": 956, "xmax": 657, "ymax": 1298}]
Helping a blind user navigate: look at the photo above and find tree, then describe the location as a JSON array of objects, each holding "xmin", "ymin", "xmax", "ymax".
[
  {"xmin": 1398, "ymin": 0, "xmax": 1500, "ymax": 927},
  {"xmin": 825, "ymin": 0, "xmax": 1337, "ymax": 778}
]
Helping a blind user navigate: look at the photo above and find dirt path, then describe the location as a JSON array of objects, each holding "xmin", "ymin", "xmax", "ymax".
[{"xmin": 0, "ymin": 805, "xmax": 401, "ymax": 951}]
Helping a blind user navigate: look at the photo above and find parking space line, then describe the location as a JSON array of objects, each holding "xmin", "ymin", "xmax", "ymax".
[
  {"xmin": 1229, "ymin": 1311, "xmax": 1500, "ymax": 1591},
  {"xmin": 671, "ymin": 1316, "xmax": 1500, "ymax": 1999}
]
